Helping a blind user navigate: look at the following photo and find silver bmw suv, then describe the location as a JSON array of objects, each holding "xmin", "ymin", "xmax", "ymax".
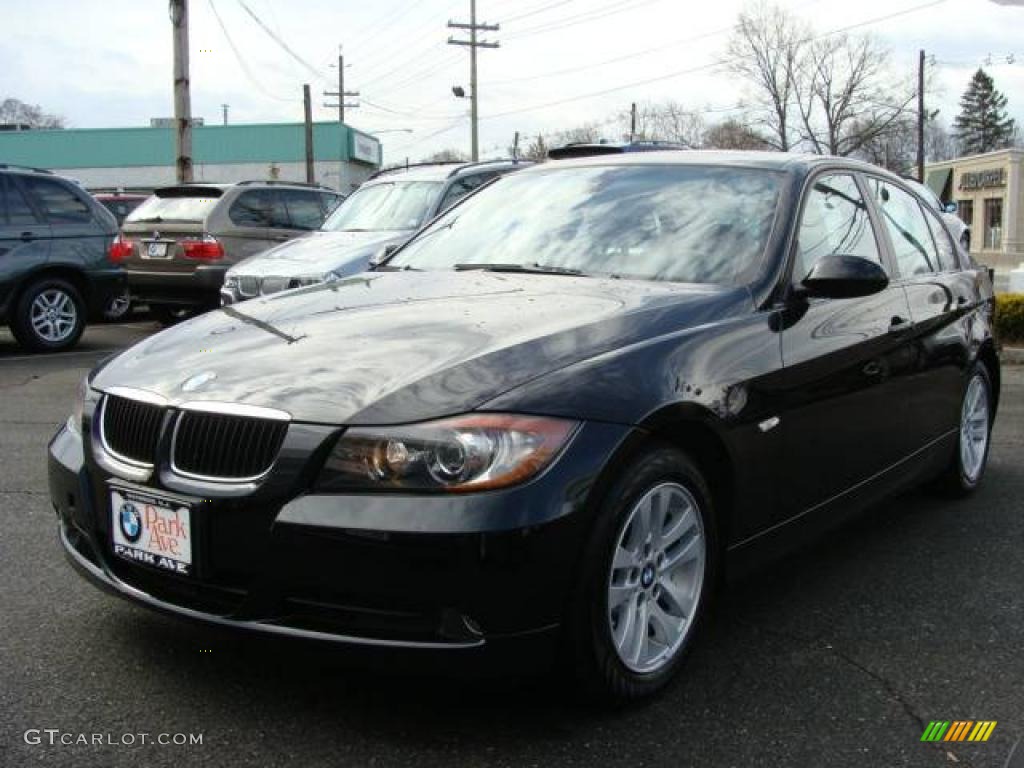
[{"xmin": 221, "ymin": 159, "xmax": 529, "ymax": 304}]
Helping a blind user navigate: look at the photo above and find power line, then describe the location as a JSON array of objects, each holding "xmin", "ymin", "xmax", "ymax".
[
  {"xmin": 503, "ymin": 0, "xmax": 664, "ymax": 41},
  {"xmin": 480, "ymin": 0, "xmax": 950, "ymax": 122},
  {"xmin": 235, "ymin": 0, "xmax": 328, "ymax": 82},
  {"xmin": 206, "ymin": 0, "xmax": 300, "ymax": 102},
  {"xmin": 502, "ymin": 0, "xmax": 576, "ymax": 24}
]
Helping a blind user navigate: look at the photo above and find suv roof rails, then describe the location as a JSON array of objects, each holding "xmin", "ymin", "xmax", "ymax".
[
  {"xmin": 234, "ymin": 179, "xmax": 332, "ymax": 189},
  {"xmin": 445, "ymin": 158, "xmax": 527, "ymax": 178},
  {"xmin": 0, "ymin": 163, "xmax": 54, "ymax": 175},
  {"xmin": 367, "ymin": 160, "xmax": 464, "ymax": 181}
]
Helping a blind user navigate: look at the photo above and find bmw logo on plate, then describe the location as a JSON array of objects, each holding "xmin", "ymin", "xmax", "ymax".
[{"xmin": 119, "ymin": 502, "xmax": 142, "ymax": 543}]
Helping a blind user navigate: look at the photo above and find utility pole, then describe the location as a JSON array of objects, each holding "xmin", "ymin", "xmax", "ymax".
[
  {"xmin": 221, "ymin": 103, "xmax": 229, "ymax": 126},
  {"xmin": 917, "ymin": 49, "xmax": 925, "ymax": 183},
  {"xmin": 170, "ymin": 0, "xmax": 193, "ymax": 182},
  {"xmin": 512, "ymin": 130, "xmax": 520, "ymax": 161},
  {"xmin": 630, "ymin": 102, "xmax": 637, "ymax": 142},
  {"xmin": 448, "ymin": 1, "xmax": 499, "ymax": 162},
  {"xmin": 303, "ymin": 84, "xmax": 314, "ymax": 184},
  {"xmin": 323, "ymin": 49, "xmax": 359, "ymax": 123}
]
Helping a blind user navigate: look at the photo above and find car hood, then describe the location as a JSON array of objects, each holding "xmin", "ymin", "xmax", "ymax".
[
  {"xmin": 93, "ymin": 272, "xmax": 750, "ymax": 424},
  {"xmin": 229, "ymin": 229, "xmax": 409, "ymax": 277}
]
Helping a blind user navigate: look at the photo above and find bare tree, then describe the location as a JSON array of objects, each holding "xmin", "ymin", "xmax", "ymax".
[
  {"xmin": 552, "ymin": 123, "xmax": 604, "ymax": 146},
  {"xmin": 726, "ymin": 2, "xmax": 808, "ymax": 151},
  {"xmin": 0, "ymin": 97, "xmax": 65, "ymax": 128},
  {"xmin": 615, "ymin": 101, "xmax": 706, "ymax": 146},
  {"xmin": 523, "ymin": 134, "xmax": 548, "ymax": 162},
  {"xmin": 703, "ymin": 118, "xmax": 772, "ymax": 150},
  {"xmin": 794, "ymin": 33, "xmax": 915, "ymax": 157},
  {"xmin": 423, "ymin": 148, "xmax": 468, "ymax": 163}
]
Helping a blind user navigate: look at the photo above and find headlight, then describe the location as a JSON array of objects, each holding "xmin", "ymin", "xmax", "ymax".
[
  {"xmin": 223, "ymin": 274, "xmax": 238, "ymax": 288},
  {"xmin": 67, "ymin": 377, "xmax": 90, "ymax": 437},
  {"xmin": 316, "ymin": 414, "xmax": 578, "ymax": 493}
]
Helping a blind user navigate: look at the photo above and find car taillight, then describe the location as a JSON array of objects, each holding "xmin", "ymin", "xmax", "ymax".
[
  {"xmin": 108, "ymin": 234, "xmax": 134, "ymax": 263},
  {"xmin": 183, "ymin": 234, "xmax": 225, "ymax": 260}
]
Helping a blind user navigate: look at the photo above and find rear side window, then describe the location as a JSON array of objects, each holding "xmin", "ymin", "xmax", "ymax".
[
  {"xmin": 923, "ymin": 208, "xmax": 959, "ymax": 272},
  {"xmin": 282, "ymin": 190, "xmax": 326, "ymax": 230},
  {"xmin": 1, "ymin": 176, "xmax": 42, "ymax": 225},
  {"xmin": 320, "ymin": 192, "xmax": 342, "ymax": 216},
  {"xmin": 437, "ymin": 172, "xmax": 494, "ymax": 213},
  {"xmin": 21, "ymin": 176, "xmax": 92, "ymax": 223},
  {"xmin": 794, "ymin": 173, "xmax": 880, "ymax": 282},
  {"xmin": 229, "ymin": 189, "xmax": 290, "ymax": 229},
  {"xmin": 870, "ymin": 179, "xmax": 939, "ymax": 276}
]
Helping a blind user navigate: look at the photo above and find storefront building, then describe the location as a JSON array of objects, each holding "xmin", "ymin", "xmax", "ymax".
[
  {"xmin": 926, "ymin": 148, "xmax": 1023, "ymax": 284},
  {"xmin": 0, "ymin": 121, "xmax": 381, "ymax": 194}
]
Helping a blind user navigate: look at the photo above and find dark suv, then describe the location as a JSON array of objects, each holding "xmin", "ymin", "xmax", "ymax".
[
  {"xmin": 116, "ymin": 181, "xmax": 342, "ymax": 323},
  {"xmin": 0, "ymin": 165, "xmax": 122, "ymax": 352}
]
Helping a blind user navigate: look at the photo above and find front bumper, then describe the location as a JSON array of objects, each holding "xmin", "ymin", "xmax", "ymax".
[{"xmin": 49, "ymin": 417, "xmax": 629, "ymax": 652}]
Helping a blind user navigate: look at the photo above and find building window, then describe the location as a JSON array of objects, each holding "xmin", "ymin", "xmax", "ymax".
[
  {"xmin": 957, "ymin": 199, "xmax": 974, "ymax": 229},
  {"xmin": 984, "ymin": 198, "xmax": 1003, "ymax": 250}
]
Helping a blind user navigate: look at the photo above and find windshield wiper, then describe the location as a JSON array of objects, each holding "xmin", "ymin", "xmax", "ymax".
[{"xmin": 453, "ymin": 262, "xmax": 585, "ymax": 276}]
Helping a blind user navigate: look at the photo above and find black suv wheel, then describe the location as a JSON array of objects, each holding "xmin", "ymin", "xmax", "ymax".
[{"xmin": 10, "ymin": 278, "xmax": 86, "ymax": 352}]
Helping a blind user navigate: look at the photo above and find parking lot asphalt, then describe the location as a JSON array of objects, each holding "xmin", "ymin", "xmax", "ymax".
[{"xmin": 1, "ymin": 322, "xmax": 1021, "ymax": 768}]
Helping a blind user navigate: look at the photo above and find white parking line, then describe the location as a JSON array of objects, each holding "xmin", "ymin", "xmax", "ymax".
[{"xmin": 0, "ymin": 348, "xmax": 119, "ymax": 363}]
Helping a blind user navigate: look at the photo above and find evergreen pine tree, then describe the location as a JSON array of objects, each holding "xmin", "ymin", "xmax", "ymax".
[{"xmin": 953, "ymin": 68, "xmax": 1016, "ymax": 155}]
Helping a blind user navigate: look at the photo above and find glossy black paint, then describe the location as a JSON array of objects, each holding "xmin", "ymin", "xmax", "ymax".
[
  {"xmin": 801, "ymin": 253, "xmax": 889, "ymax": 298},
  {"xmin": 49, "ymin": 152, "xmax": 999, "ymax": 651}
]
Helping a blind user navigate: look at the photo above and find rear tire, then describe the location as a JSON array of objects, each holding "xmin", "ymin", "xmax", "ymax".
[
  {"xmin": 937, "ymin": 362, "xmax": 993, "ymax": 496},
  {"xmin": 568, "ymin": 444, "xmax": 717, "ymax": 701},
  {"xmin": 150, "ymin": 304, "xmax": 195, "ymax": 327},
  {"xmin": 10, "ymin": 278, "xmax": 86, "ymax": 352}
]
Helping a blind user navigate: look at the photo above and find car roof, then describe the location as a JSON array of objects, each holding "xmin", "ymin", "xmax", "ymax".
[
  {"xmin": 515, "ymin": 150, "xmax": 901, "ymax": 178},
  {"xmin": 364, "ymin": 159, "xmax": 531, "ymax": 185}
]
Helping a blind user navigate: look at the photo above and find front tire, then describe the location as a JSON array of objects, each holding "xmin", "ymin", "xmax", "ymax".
[
  {"xmin": 938, "ymin": 363, "xmax": 993, "ymax": 496},
  {"xmin": 10, "ymin": 278, "xmax": 86, "ymax": 352},
  {"xmin": 570, "ymin": 445, "xmax": 717, "ymax": 701}
]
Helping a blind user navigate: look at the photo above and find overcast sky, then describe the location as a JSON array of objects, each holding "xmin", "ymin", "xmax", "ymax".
[{"xmin": 1, "ymin": 0, "xmax": 1022, "ymax": 163}]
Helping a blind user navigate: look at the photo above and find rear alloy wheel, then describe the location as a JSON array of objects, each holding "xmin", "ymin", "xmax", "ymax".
[
  {"xmin": 103, "ymin": 290, "xmax": 132, "ymax": 321},
  {"xmin": 938, "ymin": 363, "xmax": 993, "ymax": 496},
  {"xmin": 11, "ymin": 278, "xmax": 86, "ymax": 352},
  {"xmin": 571, "ymin": 445, "xmax": 716, "ymax": 700}
]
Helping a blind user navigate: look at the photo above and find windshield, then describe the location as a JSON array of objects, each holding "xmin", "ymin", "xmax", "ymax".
[
  {"xmin": 126, "ymin": 190, "xmax": 222, "ymax": 223},
  {"xmin": 323, "ymin": 180, "xmax": 442, "ymax": 232},
  {"xmin": 388, "ymin": 165, "xmax": 782, "ymax": 284}
]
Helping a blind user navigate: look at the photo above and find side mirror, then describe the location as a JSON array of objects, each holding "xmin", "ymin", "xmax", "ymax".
[
  {"xmin": 943, "ymin": 202, "xmax": 958, "ymax": 214},
  {"xmin": 801, "ymin": 254, "xmax": 889, "ymax": 299},
  {"xmin": 368, "ymin": 243, "xmax": 399, "ymax": 269}
]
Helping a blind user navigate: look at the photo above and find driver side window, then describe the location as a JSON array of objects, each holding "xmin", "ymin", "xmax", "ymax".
[{"xmin": 794, "ymin": 174, "xmax": 880, "ymax": 284}]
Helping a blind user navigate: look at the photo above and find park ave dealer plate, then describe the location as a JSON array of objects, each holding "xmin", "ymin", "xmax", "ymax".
[{"xmin": 110, "ymin": 486, "xmax": 193, "ymax": 576}]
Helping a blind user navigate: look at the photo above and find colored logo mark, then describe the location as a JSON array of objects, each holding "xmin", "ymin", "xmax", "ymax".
[{"xmin": 921, "ymin": 721, "xmax": 997, "ymax": 742}]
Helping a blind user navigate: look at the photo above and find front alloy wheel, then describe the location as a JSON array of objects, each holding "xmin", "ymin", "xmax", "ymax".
[
  {"xmin": 608, "ymin": 482, "xmax": 706, "ymax": 673},
  {"xmin": 571, "ymin": 445, "xmax": 716, "ymax": 700}
]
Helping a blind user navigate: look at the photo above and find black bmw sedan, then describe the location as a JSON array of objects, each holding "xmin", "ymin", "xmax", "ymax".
[{"xmin": 49, "ymin": 152, "xmax": 999, "ymax": 700}]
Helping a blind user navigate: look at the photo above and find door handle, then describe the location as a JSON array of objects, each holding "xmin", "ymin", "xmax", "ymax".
[
  {"xmin": 20, "ymin": 231, "xmax": 35, "ymax": 241},
  {"xmin": 888, "ymin": 316, "xmax": 912, "ymax": 335}
]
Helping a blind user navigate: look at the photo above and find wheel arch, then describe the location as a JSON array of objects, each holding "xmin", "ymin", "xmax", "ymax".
[
  {"xmin": 11, "ymin": 266, "xmax": 91, "ymax": 311},
  {"xmin": 592, "ymin": 405, "xmax": 736, "ymax": 554},
  {"xmin": 977, "ymin": 339, "xmax": 1000, "ymax": 416}
]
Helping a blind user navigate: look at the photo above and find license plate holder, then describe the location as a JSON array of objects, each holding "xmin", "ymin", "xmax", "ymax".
[
  {"xmin": 110, "ymin": 485, "xmax": 194, "ymax": 577},
  {"xmin": 144, "ymin": 242, "xmax": 169, "ymax": 259}
]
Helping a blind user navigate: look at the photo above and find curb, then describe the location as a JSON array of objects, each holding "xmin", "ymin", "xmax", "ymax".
[{"xmin": 1003, "ymin": 346, "xmax": 1024, "ymax": 366}]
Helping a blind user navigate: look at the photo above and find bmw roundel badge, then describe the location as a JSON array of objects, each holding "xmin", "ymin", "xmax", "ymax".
[{"xmin": 119, "ymin": 502, "xmax": 142, "ymax": 543}]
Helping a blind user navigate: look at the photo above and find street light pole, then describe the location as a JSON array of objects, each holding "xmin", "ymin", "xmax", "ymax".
[{"xmin": 447, "ymin": 2, "xmax": 499, "ymax": 162}]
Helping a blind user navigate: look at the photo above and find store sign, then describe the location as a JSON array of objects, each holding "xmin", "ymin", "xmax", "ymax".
[
  {"xmin": 350, "ymin": 132, "xmax": 381, "ymax": 165},
  {"xmin": 959, "ymin": 168, "xmax": 1005, "ymax": 190}
]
